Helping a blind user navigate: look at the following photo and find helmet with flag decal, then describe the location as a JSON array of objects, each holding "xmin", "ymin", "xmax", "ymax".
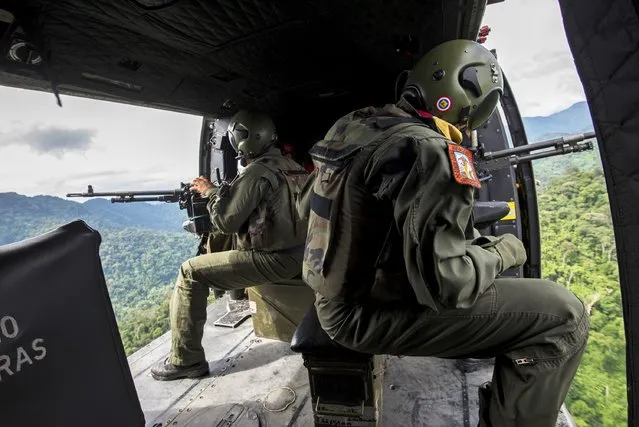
[{"xmin": 400, "ymin": 39, "xmax": 504, "ymax": 130}]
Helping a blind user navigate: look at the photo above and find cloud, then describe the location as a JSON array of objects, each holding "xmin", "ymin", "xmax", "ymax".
[
  {"xmin": 483, "ymin": 0, "xmax": 587, "ymax": 116},
  {"xmin": 507, "ymin": 51, "xmax": 576, "ymax": 82},
  {"xmin": 1, "ymin": 126, "xmax": 97, "ymax": 157}
]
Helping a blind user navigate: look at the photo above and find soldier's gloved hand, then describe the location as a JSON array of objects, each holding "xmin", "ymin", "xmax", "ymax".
[
  {"xmin": 473, "ymin": 233, "xmax": 527, "ymax": 273},
  {"xmin": 190, "ymin": 176, "xmax": 214, "ymax": 194}
]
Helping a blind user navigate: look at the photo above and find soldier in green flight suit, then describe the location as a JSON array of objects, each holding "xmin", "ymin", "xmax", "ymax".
[
  {"xmin": 152, "ymin": 109, "xmax": 309, "ymax": 381},
  {"xmin": 298, "ymin": 40, "xmax": 589, "ymax": 427}
]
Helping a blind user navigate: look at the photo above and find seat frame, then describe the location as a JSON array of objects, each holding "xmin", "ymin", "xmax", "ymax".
[{"xmin": 291, "ymin": 307, "xmax": 382, "ymax": 427}]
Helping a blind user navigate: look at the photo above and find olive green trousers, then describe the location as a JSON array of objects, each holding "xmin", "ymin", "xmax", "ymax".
[
  {"xmin": 317, "ymin": 278, "xmax": 589, "ymax": 427},
  {"xmin": 169, "ymin": 249, "xmax": 303, "ymax": 366}
]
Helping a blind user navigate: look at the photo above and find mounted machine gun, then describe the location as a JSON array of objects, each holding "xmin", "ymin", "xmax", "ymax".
[
  {"xmin": 475, "ymin": 131, "xmax": 596, "ymax": 179},
  {"xmin": 66, "ymin": 169, "xmax": 227, "ymax": 238}
]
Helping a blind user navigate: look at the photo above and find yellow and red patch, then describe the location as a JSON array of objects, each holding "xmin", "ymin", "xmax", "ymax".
[{"xmin": 447, "ymin": 144, "xmax": 481, "ymax": 188}]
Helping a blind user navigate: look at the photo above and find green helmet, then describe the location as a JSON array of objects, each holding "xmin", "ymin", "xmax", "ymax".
[
  {"xmin": 400, "ymin": 39, "xmax": 503, "ymax": 130},
  {"xmin": 227, "ymin": 110, "xmax": 277, "ymax": 158}
]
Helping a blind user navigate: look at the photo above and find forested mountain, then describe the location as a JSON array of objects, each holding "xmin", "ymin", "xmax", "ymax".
[
  {"xmin": 523, "ymin": 101, "xmax": 594, "ymax": 142},
  {"xmin": 524, "ymin": 104, "xmax": 623, "ymax": 425},
  {"xmin": 0, "ymin": 193, "xmax": 198, "ymax": 354},
  {"xmin": 532, "ymin": 155, "xmax": 624, "ymax": 426},
  {"xmin": 0, "ymin": 193, "xmax": 187, "ymax": 244}
]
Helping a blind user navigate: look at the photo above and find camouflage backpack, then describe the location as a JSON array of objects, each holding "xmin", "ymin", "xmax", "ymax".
[{"xmin": 302, "ymin": 108, "xmax": 431, "ymax": 299}]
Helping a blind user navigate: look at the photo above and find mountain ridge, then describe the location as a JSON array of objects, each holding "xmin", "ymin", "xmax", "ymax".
[
  {"xmin": 0, "ymin": 191, "xmax": 188, "ymax": 245},
  {"xmin": 522, "ymin": 101, "xmax": 594, "ymax": 142}
]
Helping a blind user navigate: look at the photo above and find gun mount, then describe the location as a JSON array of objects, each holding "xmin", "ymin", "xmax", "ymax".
[{"xmin": 475, "ymin": 131, "xmax": 596, "ymax": 178}]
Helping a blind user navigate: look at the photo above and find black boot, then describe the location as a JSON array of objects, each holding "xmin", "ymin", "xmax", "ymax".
[
  {"xmin": 150, "ymin": 357, "xmax": 209, "ymax": 381},
  {"xmin": 478, "ymin": 382, "xmax": 492, "ymax": 427}
]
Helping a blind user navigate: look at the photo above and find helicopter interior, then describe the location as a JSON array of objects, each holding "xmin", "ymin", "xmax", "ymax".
[{"xmin": 0, "ymin": 0, "xmax": 638, "ymax": 426}]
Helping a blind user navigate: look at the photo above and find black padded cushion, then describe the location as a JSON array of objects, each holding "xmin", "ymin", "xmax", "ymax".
[
  {"xmin": 0, "ymin": 220, "xmax": 145, "ymax": 427},
  {"xmin": 473, "ymin": 201, "xmax": 511, "ymax": 229},
  {"xmin": 290, "ymin": 306, "xmax": 372, "ymax": 358}
]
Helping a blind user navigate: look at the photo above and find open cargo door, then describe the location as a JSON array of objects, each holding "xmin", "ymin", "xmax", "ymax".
[
  {"xmin": 0, "ymin": 221, "xmax": 145, "ymax": 427},
  {"xmin": 197, "ymin": 115, "xmax": 246, "ymax": 302}
]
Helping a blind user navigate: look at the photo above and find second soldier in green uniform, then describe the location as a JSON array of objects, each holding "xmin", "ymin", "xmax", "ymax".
[
  {"xmin": 299, "ymin": 40, "xmax": 589, "ymax": 427},
  {"xmin": 152, "ymin": 110, "xmax": 309, "ymax": 381}
]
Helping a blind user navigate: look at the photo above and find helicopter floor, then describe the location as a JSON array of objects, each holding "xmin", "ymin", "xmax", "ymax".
[{"xmin": 128, "ymin": 296, "xmax": 576, "ymax": 427}]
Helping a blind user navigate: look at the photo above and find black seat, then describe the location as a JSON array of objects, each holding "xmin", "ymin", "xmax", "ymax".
[
  {"xmin": 291, "ymin": 306, "xmax": 372, "ymax": 359},
  {"xmin": 473, "ymin": 201, "xmax": 511, "ymax": 229}
]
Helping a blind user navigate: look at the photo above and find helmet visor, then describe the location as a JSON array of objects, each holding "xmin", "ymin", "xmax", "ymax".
[
  {"xmin": 227, "ymin": 124, "xmax": 249, "ymax": 153},
  {"xmin": 468, "ymin": 88, "xmax": 502, "ymax": 130}
]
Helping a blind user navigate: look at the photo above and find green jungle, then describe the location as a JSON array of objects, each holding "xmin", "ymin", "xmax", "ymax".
[
  {"xmin": 534, "ymin": 148, "xmax": 625, "ymax": 427},
  {"xmin": 0, "ymin": 114, "xmax": 625, "ymax": 426}
]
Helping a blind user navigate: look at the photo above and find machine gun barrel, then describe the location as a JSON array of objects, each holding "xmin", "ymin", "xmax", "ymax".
[
  {"xmin": 66, "ymin": 186, "xmax": 182, "ymax": 203},
  {"xmin": 66, "ymin": 182, "xmax": 212, "ymax": 237},
  {"xmin": 110, "ymin": 194, "xmax": 180, "ymax": 203},
  {"xmin": 481, "ymin": 131, "xmax": 596, "ymax": 160},
  {"xmin": 476, "ymin": 131, "xmax": 596, "ymax": 173},
  {"xmin": 510, "ymin": 141, "xmax": 594, "ymax": 164}
]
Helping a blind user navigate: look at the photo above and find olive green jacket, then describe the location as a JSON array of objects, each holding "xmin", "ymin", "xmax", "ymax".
[
  {"xmin": 205, "ymin": 147, "xmax": 309, "ymax": 252},
  {"xmin": 298, "ymin": 104, "xmax": 526, "ymax": 336}
]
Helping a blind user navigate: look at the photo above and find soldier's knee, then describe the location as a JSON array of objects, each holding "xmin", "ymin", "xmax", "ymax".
[
  {"xmin": 178, "ymin": 258, "xmax": 198, "ymax": 284},
  {"xmin": 543, "ymin": 279, "xmax": 590, "ymax": 350},
  {"xmin": 554, "ymin": 281, "xmax": 587, "ymax": 321}
]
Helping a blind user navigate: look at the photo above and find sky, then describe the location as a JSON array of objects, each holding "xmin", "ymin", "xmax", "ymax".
[
  {"xmin": 0, "ymin": 0, "xmax": 586, "ymax": 197},
  {"xmin": 482, "ymin": 0, "xmax": 586, "ymax": 116}
]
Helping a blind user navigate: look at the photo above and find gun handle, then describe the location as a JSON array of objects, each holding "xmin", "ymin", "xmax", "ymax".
[{"xmin": 215, "ymin": 168, "xmax": 223, "ymax": 186}]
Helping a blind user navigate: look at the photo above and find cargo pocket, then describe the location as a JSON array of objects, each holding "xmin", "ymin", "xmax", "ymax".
[{"xmin": 302, "ymin": 183, "xmax": 344, "ymax": 296}]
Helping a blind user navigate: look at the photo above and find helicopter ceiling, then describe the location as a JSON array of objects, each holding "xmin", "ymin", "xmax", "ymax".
[{"xmin": 0, "ymin": 0, "xmax": 493, "ymax": 142}]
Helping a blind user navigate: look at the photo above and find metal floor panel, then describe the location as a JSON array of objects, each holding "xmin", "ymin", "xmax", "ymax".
[{"xmin": 129, "ymin": 297, "xmax": 576, "ymax": 427}]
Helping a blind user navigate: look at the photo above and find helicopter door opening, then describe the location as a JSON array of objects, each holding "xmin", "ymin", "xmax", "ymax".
[
  {"xmin": 474, "ymin": 81, "xmax": 537, "ymax": 279},
  {"xmin": 197, "ymin": 116, "xmax": 245, "ymax": 304},
  {"xmin": 199, "ymin": 116, "xmax": 238, "ymax": 185}
]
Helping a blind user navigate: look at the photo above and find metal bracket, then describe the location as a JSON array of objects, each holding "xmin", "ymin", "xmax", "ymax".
[{"xmin": 213, "ymin": 299, "xmax": 252, "ymax": 328}]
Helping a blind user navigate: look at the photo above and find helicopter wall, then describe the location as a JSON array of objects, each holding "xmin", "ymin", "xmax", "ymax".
[{"xmin": 558, "ymin": 0, "xmax": 639, "ymax": 425}]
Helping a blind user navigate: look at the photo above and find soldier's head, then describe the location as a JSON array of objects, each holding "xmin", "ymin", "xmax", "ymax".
[
  {"xmin": 227, "ymin": 109, "xmax": 278, "ymax": 160},
  {"xmin": 399, "ymin": 39, "xmax": 504, "ymax": 132}
]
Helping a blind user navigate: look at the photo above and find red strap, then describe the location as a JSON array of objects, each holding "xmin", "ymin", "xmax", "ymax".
[{"xmin": 416, "ymin": 109, "xmax": 433, "ymax": 118}]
